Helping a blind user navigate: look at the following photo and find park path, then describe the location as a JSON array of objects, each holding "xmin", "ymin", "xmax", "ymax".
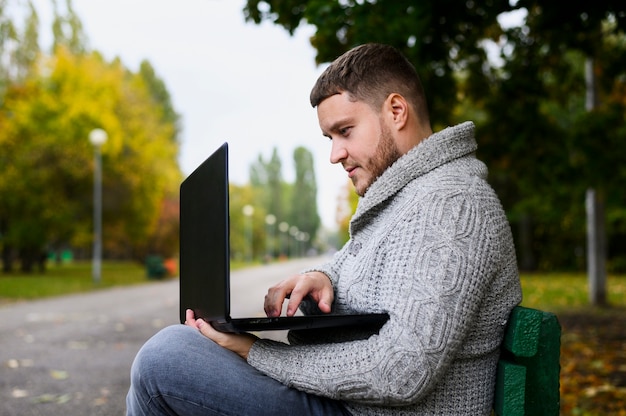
[{"xmin": 0, "ymin": 256, "xmax": 326, "ymax": 416}]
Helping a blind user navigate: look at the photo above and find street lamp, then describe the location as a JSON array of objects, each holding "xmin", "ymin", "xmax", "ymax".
[
  {"xmin": 242, "ymin": 204, "xmax": 254, "ymax": 262},
  {"xmin": 89, "ymin": 128, "xmax": 107, "ymax": 284}
]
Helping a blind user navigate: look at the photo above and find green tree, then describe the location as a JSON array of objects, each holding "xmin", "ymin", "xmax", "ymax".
[
  {"xmin": 244, "ymin": 0, "xmax": 514, "ymax": 128},
  {"xmin": 243, "ymin": 0, "xmax": 626, "ymax": 271},
  {"xmin": 250, "ymin": 147, "xmax": 285, "ymax": 223},
  {"xmin": 229, "ymin": 183, "xmax": 266, "ymax": 261},
  {"xmin": 51, "ymin": 0, "xmax": 86, "ymax": 55},
  {"xmin": 335, "ymin": 179, "xmax": 359, "ymax": 245},
  {"xmin": 14, "ymin": 1, "xmax": 39, "ymax": 82},
  {"xmin": 139, "ymin": 60, "xmax": 181, "ymax": 141},
  {"xmin": 0, "ymin": 0, "xmax": 40, "ymax": 99},
  {"xmin": 289, "ymin": 146, "xmax": 320, "ymax": 252},
  {"xmin": 478, "ymin": 3, "xmax": 626, "ymax": 270}
]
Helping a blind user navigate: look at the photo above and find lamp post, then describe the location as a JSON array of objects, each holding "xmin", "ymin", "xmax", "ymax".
[
  {"xmin": 243, "ymin": 204, "xmax": 254, "ymax": 262},
  {"xmin": 89, "ymin": 128, "xmax": 107, "ymax": 284}
]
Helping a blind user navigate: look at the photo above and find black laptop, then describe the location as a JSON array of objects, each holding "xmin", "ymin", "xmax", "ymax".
[{"xmin": 179, "ymin": 142, "xmax": 388, "ymax": 333}]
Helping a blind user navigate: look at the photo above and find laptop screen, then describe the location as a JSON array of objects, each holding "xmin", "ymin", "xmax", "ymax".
[{"xmin": 179, "ymin": 142, "xmax": 230, "ymax": 324}]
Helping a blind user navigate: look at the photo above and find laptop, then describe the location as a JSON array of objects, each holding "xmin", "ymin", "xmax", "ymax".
[{"xmin": 179, "ymin": 142, "xmax": 389, "ymax": 333}]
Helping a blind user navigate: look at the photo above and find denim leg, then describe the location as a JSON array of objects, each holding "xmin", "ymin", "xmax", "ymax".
[{"xmin": 126, "ymin": 325, "xmax": 352, "ymax": 416}]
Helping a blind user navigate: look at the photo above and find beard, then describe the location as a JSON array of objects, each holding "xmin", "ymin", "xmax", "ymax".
[{"xmin": 356, "ymin": 120, "xmax": 402, "ymax": 196}]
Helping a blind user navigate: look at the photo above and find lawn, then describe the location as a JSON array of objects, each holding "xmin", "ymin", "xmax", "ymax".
[
  {"xmin": 0, "ymin": 259, "xmax": 250, "ymax": 303},
  {"xmin": 0, "ymin": 261, "xmax": 151, "ymax": 302},
  {"xmin": 520, "ymin": 272, "xmax": 626, "ymax": 312}
]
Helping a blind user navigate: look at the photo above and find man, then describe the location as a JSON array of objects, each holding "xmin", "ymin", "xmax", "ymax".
[{"xmin": 126, "ymin": 43, "xmax": 522, "ymax": 415}]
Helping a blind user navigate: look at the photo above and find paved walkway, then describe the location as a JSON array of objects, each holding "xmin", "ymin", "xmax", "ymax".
[{"xmin": 0, "ymin": 257, "xmax": 324, "ymax": 416}]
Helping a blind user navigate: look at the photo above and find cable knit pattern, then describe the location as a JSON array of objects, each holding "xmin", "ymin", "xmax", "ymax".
[{"xmin": 247, "ymin": 122, "xmax": 522, "ymax": 415}]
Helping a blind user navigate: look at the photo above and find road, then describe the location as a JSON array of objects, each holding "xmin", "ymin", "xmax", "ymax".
[{"xmin": 0, "ymin": 257, "xmax": 326, "ymax": 416}]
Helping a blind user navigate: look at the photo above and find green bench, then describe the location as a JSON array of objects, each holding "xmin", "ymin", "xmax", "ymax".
[{"xmin": 493, "ymin": 306, "xmax": 562, "ymax": 416}]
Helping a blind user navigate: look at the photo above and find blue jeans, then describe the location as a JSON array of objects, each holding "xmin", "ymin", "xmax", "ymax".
[{"xmin": 126, "ymin": 325, "xmax": 352, "ymax": 415}]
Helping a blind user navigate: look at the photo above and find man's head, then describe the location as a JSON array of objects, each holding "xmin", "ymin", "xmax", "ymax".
[
  {"xmin": 311, "ymin": 43, "xmax": 432, "ymax": 196},
  {"xmin": 310, "ymin": 43, "xmax": 430, "ymax": 124}
]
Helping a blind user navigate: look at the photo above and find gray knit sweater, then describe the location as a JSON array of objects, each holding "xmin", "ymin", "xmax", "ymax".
[{"xmin": 248, "ymin": 122, "xmax": 522, "ymax": 415}]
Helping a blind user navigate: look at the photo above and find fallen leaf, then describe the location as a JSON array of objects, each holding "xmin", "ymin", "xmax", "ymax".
[
  {"xmin": 50, "ymin": 369, "xmax": 69, "ymax": 380},
  {"xmin": 57, "ymin": 394, "xmax": 71, "ymax": 404},
  {"xmin": 6, "ymin": 358, "xmax": 35, "ymax": 369},
  {"xmin": 32, "ymin": 393, "xmax": 73, "ymax": 404},
  {"xmin": 11, "ymin": 389, "xmax": 28, "ymax": 398},
  {"xmin": 33, "ymin": 394, "xmax": 57, "ymax": 403}
]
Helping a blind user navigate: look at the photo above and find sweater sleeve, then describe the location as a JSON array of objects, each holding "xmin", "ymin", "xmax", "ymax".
[{"xmin": 247, "ymin": 180, "xmax": 512, "ymax": 406}]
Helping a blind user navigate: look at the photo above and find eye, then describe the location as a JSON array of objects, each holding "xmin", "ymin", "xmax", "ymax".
[{"xmin": 339, "ymin": 126, "xmax": 351, "ymax": 137}]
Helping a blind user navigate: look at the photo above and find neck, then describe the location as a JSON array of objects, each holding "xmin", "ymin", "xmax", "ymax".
[{"xmin": 397, "ymin": 120, "xmax": 433, "ymax": 154}]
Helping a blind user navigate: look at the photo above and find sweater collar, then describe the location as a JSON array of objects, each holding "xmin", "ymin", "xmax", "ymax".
[{"xmin": 351, "ymin": 121, "xmax": 477, "ymax": 223}]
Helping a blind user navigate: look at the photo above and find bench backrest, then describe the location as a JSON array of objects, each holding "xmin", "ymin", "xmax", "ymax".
[{"xmin": 493, "ymin": 306, "xmax": 561, "ymax": 416}]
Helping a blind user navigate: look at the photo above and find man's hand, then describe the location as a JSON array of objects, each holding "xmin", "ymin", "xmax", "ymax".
[
  {"xmin": 184, "ymin": 309, "xmax": 257, "ymax": 360},
  {"xmin": 264, "ymin": 271, "xmax": 334, "ymax": 318}
]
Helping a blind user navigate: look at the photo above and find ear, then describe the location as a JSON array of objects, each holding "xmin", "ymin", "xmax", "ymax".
[{"xmin": 384, "ymin": 93, "xmax": 409, "ymax": 130}]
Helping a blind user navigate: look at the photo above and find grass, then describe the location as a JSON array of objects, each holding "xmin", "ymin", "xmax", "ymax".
[
  {"xmin": 0, "ymin": 261, "xmax": 153, "ymax": 302},
  {"xmin": 0, "ymin": 259, "xmax": 258, "ymax": 303},
  {"xmin": 519, "ymin": 272, "xmax": 626, "ymax": 312}
]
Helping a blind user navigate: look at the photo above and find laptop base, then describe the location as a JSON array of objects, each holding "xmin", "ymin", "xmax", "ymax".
[{"xmin": 211, "ymin": 313, "xmax": 389, "ymax": 333}]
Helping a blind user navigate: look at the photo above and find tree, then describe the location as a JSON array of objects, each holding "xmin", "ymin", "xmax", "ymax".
[
  {"xmin": 289, "ymin": 146, "xmax": 320, "ymax": 252},
  {"xmin": 0, "ymin": 0, "xmax": 40, "ymax": 98},
  {"xmin": 243, "ymin": 0, "xmax": 626, "ymax": 272},
  {"xmin": 247, "ymin": 145, "xmax": 321, "ymax": 258},
  {"xmin": 51, "ymin": 0, "xmax": 86, "ymax": 55},
  {"xmin": 335, "ymin": 179, "xmax": 359, "ymax": 245},
  {"xmin": 139, "ymin": 60, "xmax": 181, "ymax": 141},
  {"xmin": 0, "ymin": 47, "xmax": 181, "ymax": 271},
  {"xmin": 250, "ymin": 147, "xmax": 285, "ymax": 223},
  {"xmin": 477, "ymin": 2, "xmax": 626, "ymax": 271},
  {"xmin": 0, "ymin": 0, "xmax": 182, "ymax": 271},
  {"xmin": 244, "ymin": 0, "xmax": 515, "ymax": 128},
  {"xmin": 229, "ymin": 183, "xmax": 266, "ymax": 261}
]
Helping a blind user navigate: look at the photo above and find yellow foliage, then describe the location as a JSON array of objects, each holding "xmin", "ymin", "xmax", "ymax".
[{"xmin": 0, "ymin": 46, "xmax": 181, "ymax": 258}]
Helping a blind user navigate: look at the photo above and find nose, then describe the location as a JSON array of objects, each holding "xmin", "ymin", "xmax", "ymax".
[{"xmin": 330, "ymin": 140, "xmax": 348, "ymax": 165}]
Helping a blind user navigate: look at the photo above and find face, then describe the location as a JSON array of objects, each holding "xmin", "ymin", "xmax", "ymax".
[{"xmin": 317, "ymin": 92, "xmax": 401, "ymax": 196}]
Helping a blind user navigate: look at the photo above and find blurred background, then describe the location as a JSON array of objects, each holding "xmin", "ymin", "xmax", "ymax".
[
  {"xmin": 1, "ymin": 1, "xmax": 625, "ymax": 414},
  {"xmin": 1, "ymin": 0, "xmax": 625, "ymax": 273}
]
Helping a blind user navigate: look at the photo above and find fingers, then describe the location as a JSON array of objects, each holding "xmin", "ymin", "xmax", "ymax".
[
  {"xmin": 195, "ymin": 315, "xmax": 217, "ymax": 338},
  {"xmin": 286, "ymin": 277, "xmax": 333, "ymax": 316},
  {"xmin": 285, "ymin": 282, "xmax": 309, "ymax": 316},
  {"xmin": 264, "ymin": 272, "xmax": 334, "ymax": 317},
  {"xmin": 185, "ymin": 309, "xmax": 255, "ymax": 360},
  {"xmin": 316, "ymin": 284, "xmax": 334, "ymax": 314},
  {"xmin": 264, "ymin": 288, "xmax": 286, "ymax": 317},
  {"xmin": 184, "ymin": 308, "xmax": 197, "ymax": 327}
]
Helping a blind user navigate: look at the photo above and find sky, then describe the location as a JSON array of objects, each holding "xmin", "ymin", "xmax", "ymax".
[{"xmin": 30, "ymin": 0, "xmax": 345, "ymax": 229}]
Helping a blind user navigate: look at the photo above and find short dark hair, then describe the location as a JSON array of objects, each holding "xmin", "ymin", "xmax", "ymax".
[{"xmin": 310, "ymin": 43, "xmax": 430, "ymax": 122}]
